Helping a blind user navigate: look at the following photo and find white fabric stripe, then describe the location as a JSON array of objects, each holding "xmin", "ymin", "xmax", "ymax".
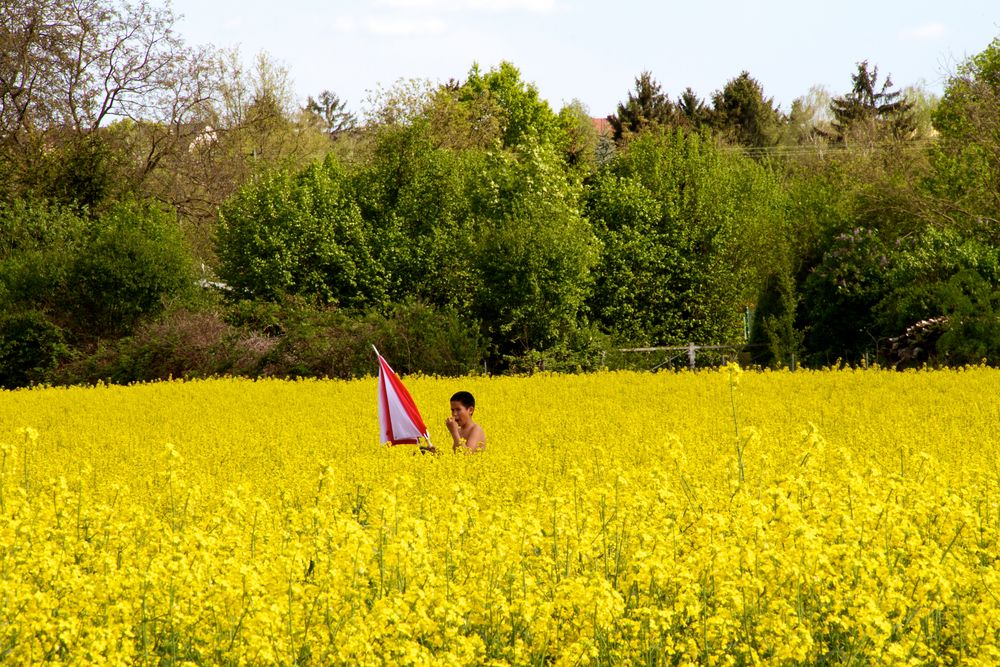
[
  {"xmin": 377, "ymin": 361, "xmax": 427, "ymax": 443},
  {"xmin": 385, "ymin": 380, "xmax": 425, "ymax": 440}
]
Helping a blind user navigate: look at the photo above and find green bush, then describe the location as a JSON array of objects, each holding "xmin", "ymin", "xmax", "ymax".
[
  {"xmin": 0, "ymin": 311, "xmax": 68, "ymax": 388},
  {"xmin": 58, "ymin": 300, "xmax": 485, "ymax": 384},
  {"xmin": 217, "ymin": 158, "xmax": 386, "ymax": 307},
  {"xmin": 503, "ymin": 322, "xmax": 611, "ymax": 374},
  {"xmin": 65, "ymin": 200, "xmax": 194, "ymax": 338},
  {"xmin": 368, "ymin": 301, "xmax": 486, "ymax": 375},
  {"xmin": 54, "ymin": 308, "xmax": 273, "ymax": 385},
  {"xmin": 263, "ymin": 301, "xmax": 484, "ymax": 378}
]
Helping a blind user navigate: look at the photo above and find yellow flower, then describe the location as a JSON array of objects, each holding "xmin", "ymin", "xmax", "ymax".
[{"xmin": 0, "ymin": 367, "xmax": 996, "ymax": 663}]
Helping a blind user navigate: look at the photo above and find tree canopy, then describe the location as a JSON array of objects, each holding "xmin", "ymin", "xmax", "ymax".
[
  {"xmin": 828, "ymin": 61, "xmax": 916, "ymax": 143},
  {"xmin": 1, "ymin": 1, "xmax": 999, "ymax": 385},
  {"xmin": 607, "ymin": 72, "xmax": 676, "ymax": 142}
]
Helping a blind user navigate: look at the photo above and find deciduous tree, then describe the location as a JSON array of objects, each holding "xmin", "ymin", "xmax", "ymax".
[
  {"xmin": 929, "ymin": 36, "xmax": 1000, "ymax": 234},
  {"xmin": 587, "ymin": 130, "xmax": 788, "ymax": 346},
  {"xmin": 0, "ymin": 0, "xmax": 215, "ymax": 204}
]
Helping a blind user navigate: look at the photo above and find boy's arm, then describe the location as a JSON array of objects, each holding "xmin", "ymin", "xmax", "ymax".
[
  {"xmin": 464, "ymin": 425, "xmax": 485, "ymax": 452},
  {"xmin": 446, "ymin": 417, "xmax": 463, "ymax": 451}
]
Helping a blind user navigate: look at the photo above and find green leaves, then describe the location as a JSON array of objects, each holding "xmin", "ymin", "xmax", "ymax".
[
  {"xmin": 65, "ymin": 201, "xmax": 194, "ymax": 338},
  {"xmin": 218, "ymin": 160, "xmax": 384, "ymax": 309},
  {"xmin": 458, "ymin": 62, "xmax": 564, "ymax": 150},
  {"xmin": 588, "ymin": 130, "xmax": 788, "ymax": 346},
  {"xmin": 929, "ymin": 37, "xmax": 1000, "ymax": 235},
  {"xmin": 469, "ymin": 143, "xmax": 598, "ymax": 360}
]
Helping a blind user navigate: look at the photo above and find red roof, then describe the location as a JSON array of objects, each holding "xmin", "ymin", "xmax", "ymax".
[{"xmin": 591, "ymin": 117, "xmax": 612, "ymax": 136}]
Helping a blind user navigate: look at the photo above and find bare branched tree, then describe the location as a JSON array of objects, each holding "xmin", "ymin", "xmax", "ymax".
[{"xmin": 1, "ymin": 0, "xmax": 213, "ymax": 137}]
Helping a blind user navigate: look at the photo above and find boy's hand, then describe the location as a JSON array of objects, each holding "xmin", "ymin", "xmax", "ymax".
[{"xmin": 445, "ymin": 416, "xmax": 460, "ymax": 436}]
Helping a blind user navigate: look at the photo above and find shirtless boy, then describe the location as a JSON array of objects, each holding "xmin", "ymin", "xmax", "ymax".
[{"xmin": 445, "ymin": 391, "xmax": 486, "ymax": 453}]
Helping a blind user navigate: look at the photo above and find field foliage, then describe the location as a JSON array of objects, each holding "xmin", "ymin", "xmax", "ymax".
[{"xmin": 1, "ymin": 367, "xmax": 999, "ymax": 664}]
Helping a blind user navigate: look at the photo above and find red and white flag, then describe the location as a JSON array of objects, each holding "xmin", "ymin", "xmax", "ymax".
[{"xmin": 374, "ymin": 346, "xmax": 432, "ymax": 447}]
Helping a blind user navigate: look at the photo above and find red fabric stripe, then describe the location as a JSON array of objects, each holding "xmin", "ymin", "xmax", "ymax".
[
  {"xmin": 378, "ymin": 362, "xmax": 394, "ymax": 441},
  {"xmin": 377, "ymin": 354, "xmax": 428, "ymax": 444}
]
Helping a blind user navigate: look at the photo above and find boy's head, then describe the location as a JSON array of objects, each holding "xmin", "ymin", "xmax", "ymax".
[
  {"xmin": 450, "ymin": 391, "xmax": 475, "ymax": 409},
  {"xmin": 450, "ymin": 391, "xmax": 476, "ymax": 425}
]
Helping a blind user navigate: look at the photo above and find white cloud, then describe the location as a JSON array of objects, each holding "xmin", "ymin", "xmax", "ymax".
[
  {"xmin": 900, "ymin": 23, "xmax": 946, "ymax": 40},
  {"xmin": 465, "ymin": 0, "xmax": 556, "ymax": 10},
  {"xmin": 332, "ymin": 17, "xmax": 359, "ymax": 33},
  {"xmin": 372, "ymin": 0, "xmax": 555, "ymax": 12},
  {"xmin": 364, "ymin": 17, "xmax": 448, "ymax": 35},
  {"xmin": 372, "ymin": 0, "xmax": 443, "ymax": 9}
]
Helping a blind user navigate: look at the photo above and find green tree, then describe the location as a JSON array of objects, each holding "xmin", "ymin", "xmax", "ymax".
[
  {"xmin": 304, "ymin": 90, "xmax": 357, "ymax": 138},
  {"xmin": 585, "ymin": 174, "xmax": 680, "ymax": 342},
  {"xmin": 349, "ymin": 119, "xmax": 476, "ymax": 311},
  {"xmin": 456, "ymin": 62, "xmax": 564, "ymax": 149},
  {"xmin": 557, "ymin": 99, "xmax": 601, "ymax": 174},
  {"xmin": 829, "ymin": 61, "xmax": 916, "ymax": 144},
  {"xmin": 875, "ymin": 228, "xmax": 1000, "ymax": 365},
  {"xmin": 467, "ymin": 142, "xmax": 599, "ymax": 365},
  {"xmin": 934, "ymin": 270, "xmax": 1000, "ymax": 364},
  {"xmin": 798, "ymin": 227, "xmax": 891, "ymax": 364},
  {"xmin": 607, "ymin": 72, "xmax": 676, "ymax": 142},
  {"xmin": 781, "ymin": 130, "xmax": 935, "ymax": 365},
  {"xmin": 217, "ymin": 156, "xmax": 385, "ymax": 308},
  {"xmin": 711, "ymin": 72, "xmax": 781, "ymax": 148},
  {"xmin": 677, "ymin": 87, "xmax": 712, "ymax": 130},
  {"xmin": 587, "ymin": 130, "xmax": 787, "ymax": 345},
  {"xmin": 928, "ymin": 36, "xmax": 1000, "ymax": 236}
]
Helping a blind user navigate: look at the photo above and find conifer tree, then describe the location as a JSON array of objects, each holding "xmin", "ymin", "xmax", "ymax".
[
  {"xmin": 607, "ymin": 72, "xmax": 675, "ymax": 141},
  {"xmin": 829, "ymin": 61, "xmax": 915, "ymax": 143},
  {"xmin": 711, "ymin": 72, "xmax": 781, "ymax": 148},
  {"xmin": 677, "ymin": 87, "xmax": 712, "ymax": 129}
]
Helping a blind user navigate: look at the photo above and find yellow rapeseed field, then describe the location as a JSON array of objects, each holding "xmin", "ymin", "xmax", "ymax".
[{"xmin": 1, "ymin": 366, "xmax": 999, "ymax": 665}]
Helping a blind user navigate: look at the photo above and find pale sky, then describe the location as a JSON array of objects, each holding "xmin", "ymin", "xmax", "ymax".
[{"xmin": 169, "ymin": 0, "xmax": 1000, "ymax": 118}]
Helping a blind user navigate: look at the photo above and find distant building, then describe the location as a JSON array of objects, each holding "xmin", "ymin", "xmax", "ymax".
[
  {"xmin": 591, "ymin": 117, "xmax": 613, "ymax": 137},
  {"xmin": 188, "ymin": 124, "xmax": 217, "ymax": 152}
]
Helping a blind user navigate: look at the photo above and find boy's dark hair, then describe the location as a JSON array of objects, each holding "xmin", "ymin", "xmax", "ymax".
[{"xmin": 450, "ymin": 391, "xmax": 475, "ymax": 408}]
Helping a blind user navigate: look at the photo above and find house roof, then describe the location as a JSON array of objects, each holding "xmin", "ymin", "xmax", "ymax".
[{"xmin": 591, "ymin": 117, "xmax": 613, "ymax": 136}]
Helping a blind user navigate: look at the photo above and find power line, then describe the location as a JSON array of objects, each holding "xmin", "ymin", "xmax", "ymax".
[{"xmin": 721, "ymin": 138, "xmax": 937, "ymax": 157}]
